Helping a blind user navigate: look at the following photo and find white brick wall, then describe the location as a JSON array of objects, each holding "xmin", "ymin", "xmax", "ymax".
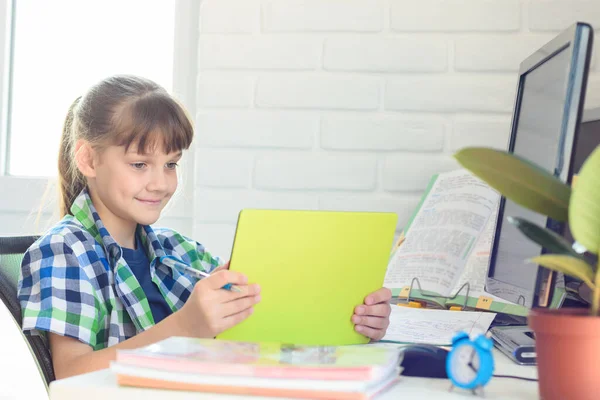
[
  {"xmin": 196, "ymin": 111, "xmax": 316, "ymax": 149},
  {"xmin": 320, "ymin": 116, "xmax": 446, "ymax": 152},
  {"xmin": 454, "ymin": 35, "xmax": 553, "ymax": 72},
  {"xmin": 323, "ymin": 37, "xmax": 448, "ymax": 72},
  {"xmin": 199, "ymin": 36, "xmax": 322, "ymax": 70},
  {"xmin": 263, "ymin": 0, "xmax": 384, "ymax": 32},
  {"xmin": 199, "ymin": 0, "xmax": 261, "ymax": 33},
  {"xmin": 255, "ymin": 75, "xmax": 381, "ymax": 110},
  {"xmin": 189, "ymin": 0, "xmax": 600, "ymax": 258},
  {"xmin": 528, "ymin": 1, "xmax": 600, "ymax": 32},
  {"xmin": 390, "ymin": 0, "xmax": 521, "ymax": 32},
  {"xmin": 253, "ymin": 154, "xmax": 378, "ymax": 190},
  {"xmin": 196, "ymin": 75, "xmax": 255, "ymax": 108}
]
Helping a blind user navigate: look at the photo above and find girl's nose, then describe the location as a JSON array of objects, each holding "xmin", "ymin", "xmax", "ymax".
[{"xmin": 147, "ymin": 169, "xmax": 169, "ymax": 192}]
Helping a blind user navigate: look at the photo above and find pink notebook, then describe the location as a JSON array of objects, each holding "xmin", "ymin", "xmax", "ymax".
[{"xmin": 115, "ymin": 336, "xmax": 402, "ymax": 381}]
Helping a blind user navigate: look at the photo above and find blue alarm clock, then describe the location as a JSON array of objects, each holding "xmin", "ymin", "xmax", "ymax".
[{"xmin": 446, "ymin": 332, "xmax": 495, "ymax": 392}]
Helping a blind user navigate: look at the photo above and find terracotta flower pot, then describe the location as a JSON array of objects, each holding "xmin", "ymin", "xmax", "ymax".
[{"xmin": 528, "ymin": 307, "xmax": 600, "ymax": 400}]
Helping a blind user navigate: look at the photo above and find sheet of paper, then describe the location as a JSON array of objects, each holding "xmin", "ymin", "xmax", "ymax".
[
  {"xmin": 384, "ymin": 169, "xmax": 499, "ymax": 296},
  {"xmin": 381, "ymin": 306, "xmax": 497, "ymax": 346}
]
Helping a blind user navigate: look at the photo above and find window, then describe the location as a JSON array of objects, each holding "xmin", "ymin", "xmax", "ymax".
[{"xmin": 5, "ymin": 0, "xmax": 175, "ymax": 177}]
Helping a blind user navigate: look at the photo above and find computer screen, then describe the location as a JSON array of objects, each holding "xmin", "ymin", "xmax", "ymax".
[
  {"xmin": 562, "ymin": 111, "xmax": 600, "ymax": 255},
  {"xmin": 485, "ymin": 22, "xmax": 593, "ymax": 308}
]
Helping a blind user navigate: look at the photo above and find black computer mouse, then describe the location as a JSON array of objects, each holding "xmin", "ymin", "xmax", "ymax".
[{"xmin": 399, "ymin": 344, "xmax": 449, "ymax": 379}]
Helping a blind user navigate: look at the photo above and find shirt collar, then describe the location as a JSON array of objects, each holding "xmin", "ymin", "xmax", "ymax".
[{"xmin": 69, "ymin": 188, "xmax": 170, "ymax": 266}]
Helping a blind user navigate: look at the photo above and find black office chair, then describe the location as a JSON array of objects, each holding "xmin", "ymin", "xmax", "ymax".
[{"xmin": 0, "ymin": 236, "xmax": 55, "ymax": 385}]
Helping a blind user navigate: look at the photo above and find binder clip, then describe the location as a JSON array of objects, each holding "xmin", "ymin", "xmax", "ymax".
[{"xmin": 396, "ymin": 277, "xmax": 471, "ymax": 311}]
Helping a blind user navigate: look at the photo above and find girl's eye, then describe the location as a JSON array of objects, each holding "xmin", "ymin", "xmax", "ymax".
[
  {"xmin": 166, "ymin": 162, "xmax": 179, "ymax": 170},
  {"xmin": 131, "ymin": 162, "xmax": 147, "ymax": 170}
]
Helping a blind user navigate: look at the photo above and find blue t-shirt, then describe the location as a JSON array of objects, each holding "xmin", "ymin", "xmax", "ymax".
[{"xmin": 122, "ymin": 236, "xmax": 173, "ymax": 324}]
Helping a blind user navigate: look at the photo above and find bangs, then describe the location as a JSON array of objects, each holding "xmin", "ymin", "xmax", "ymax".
[{"xmin": 111, "ymin": 92, "xmax": 193, "ymax": 154}]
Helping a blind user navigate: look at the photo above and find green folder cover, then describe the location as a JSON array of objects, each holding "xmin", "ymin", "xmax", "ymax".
[{"xmin": 217, "ymin": 209, "xmax": 398, "ymax": 346}]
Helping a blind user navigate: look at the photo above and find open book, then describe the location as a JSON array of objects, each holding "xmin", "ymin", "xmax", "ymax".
[{"xmin": 384, "ymin": 169, "xmax": 533, "ymax": 317}]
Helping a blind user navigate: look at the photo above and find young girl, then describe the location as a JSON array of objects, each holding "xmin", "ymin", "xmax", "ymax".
[{"xmin": 17, "ymin": 75, "xmax": 392, "ymax": 380}]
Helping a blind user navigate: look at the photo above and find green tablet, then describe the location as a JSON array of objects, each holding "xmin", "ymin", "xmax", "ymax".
[{"xmin": 216, "ymin": 209, "xmax": 397, "ymax": 346}]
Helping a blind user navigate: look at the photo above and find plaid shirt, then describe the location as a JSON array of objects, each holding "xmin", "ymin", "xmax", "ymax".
[{"xmin": 18, "ymin": 188, "xmax": 221, "ymax": 350}]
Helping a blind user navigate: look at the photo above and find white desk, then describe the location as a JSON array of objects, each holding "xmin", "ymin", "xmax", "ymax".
[{"xmin": 49, "ymin": 349, "xmax": 538, "ymax": 400}]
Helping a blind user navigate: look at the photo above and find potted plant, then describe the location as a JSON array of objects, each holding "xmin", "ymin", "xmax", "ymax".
[{"xmin": 454, "ymin": 145, "xmax": 600, "ymax": 400}]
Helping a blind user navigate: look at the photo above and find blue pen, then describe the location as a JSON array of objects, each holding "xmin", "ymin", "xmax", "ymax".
[{"xmin": 159, "ymin": 256, "xmax": 241, "ymax": 292}]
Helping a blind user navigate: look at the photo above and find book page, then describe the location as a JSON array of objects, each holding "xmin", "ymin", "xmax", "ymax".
[
  {"xmin": 452, "ymin": 207, "xmax": 498, "ymax": 295},
  {"xmin": 483, "ymin": 279, "xmax": 532, "ymax": 306},
  {"xmin": 447, "ymin": 207, "xmax": 535, "ymax": 314},
  {"xmin": 382, "ymin": 306, "xmax": 496, "ymax": 346},
  {"xmin": 384, "ymin": 169, "xmax": 499, "ymax": 297}
]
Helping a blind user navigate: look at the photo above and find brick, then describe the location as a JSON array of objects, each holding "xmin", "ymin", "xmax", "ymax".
[
  {"xmin": 324, "ymin": 36, "xmax": 447, "ymax": 72},
  {"xmin": 195, "ymin": 150, "xmax": 253, "ymax": 188},
  {"xmin": 382, "ymin": 155, "xmax": 460, "ymax": 192},
  {"xmin": 263, "ymin": 0, "xmax": 383, "ymax": 32},
  {"xmin": 194, "ymin": 189, "xmax": 318, "ymax": 223},
  {"xmin": 318, "ymin": 194, "xmax": 422, "ymax": 231},
  {"xmin": 455, "ymin": 35, "xmax": 553, "ymax": 72},
  {"xmin": 528, "ymin": 2, "xmax": 600, "ymax": 32},
  {"xmin": 450, "ymin": 116, "xmax": 511, "ymax": 151},
  {"xmin": 199, "ymin": 36, "xmax": 321, "ymax": 70},
  {"xmin": 320, "ymin": 117, "xmax": 445, "ymax": 151},
  {"xmin": 385, "ymin": 76, "xmax": 516, "ymax": 112},
  {"xmin": 256, "ymin": 75, "xmax": 380, "ymax": 110},
  {"xmin": 199, "ymin": 0, "xmax": 260, "ymax": 33},
  {"xmin": 191, "ymin": 222, "xmax": 237, "ymax": 260},
  {"xmin": 254, "ymin": 154, "xmax": 377, "ymax": 190},
  {"xmin": 196, "ymin": 111, "xmax": 315, "ymax": 149},
  {"xmin": 196, "ymin": 75, "xmax": 254, "ymax": 108},
  {"xmin": 391, "ymin": 0, "xmax": 520, "ymax": 32}
]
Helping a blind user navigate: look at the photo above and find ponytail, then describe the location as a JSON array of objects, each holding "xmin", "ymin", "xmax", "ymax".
[{"xmin": 58, "ymin": 97, "xmax": 86, "ymax": 217}]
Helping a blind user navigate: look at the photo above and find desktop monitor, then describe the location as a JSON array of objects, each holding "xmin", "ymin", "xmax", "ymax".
[{"xmin": 485, "ymin": 22, "xmax": 594, "ymax": 309}]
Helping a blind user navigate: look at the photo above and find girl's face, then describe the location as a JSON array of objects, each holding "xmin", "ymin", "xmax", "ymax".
[{"xmin": 91, "ymin": 141, "xmax": 181, "ymax": 228}]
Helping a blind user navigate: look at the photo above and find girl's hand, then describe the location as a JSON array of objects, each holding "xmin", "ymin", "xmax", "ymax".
[
  {"xmin": 212, "ymin": 260, "xmax": 230, "ymax": 273},
  {"xmin": 352, "ymin": 287, "xmax": 392, "ymax": 341},
  {"xmin": 179, "ymin": 269, "xmax": 260, "ymax": 338}
]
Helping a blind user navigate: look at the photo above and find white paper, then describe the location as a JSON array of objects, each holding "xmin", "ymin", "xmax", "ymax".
[
  {"xmin": 382, "ymin": 306, "xmax": 497, "ymax": 346},
  {"xmin": 384, "ymin": 169, "xmax": 500, "ymax": 296}
]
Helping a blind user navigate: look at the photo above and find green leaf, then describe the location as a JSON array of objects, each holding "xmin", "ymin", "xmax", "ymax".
[
  {"xmin": 507, "ymin": 216, "xmax": 584, "ymax": 259},
  {"xmin": 528, "ymin": 254, "xmax": 595, "ymax": 289},
  {"xmin": 454, "ymin": 147, "xmax": 571, "ymax": 221},
  {"xmin": 569, "ymin": 146, "xmax": 600, "ymax": 255}
]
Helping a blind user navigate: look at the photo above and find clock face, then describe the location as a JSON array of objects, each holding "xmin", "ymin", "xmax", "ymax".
[{"xmin": 450, "ymin": 344, "xmax": 480, "ymax": 385}]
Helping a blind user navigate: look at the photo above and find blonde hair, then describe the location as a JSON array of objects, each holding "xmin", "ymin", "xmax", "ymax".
[{"xmin": 57, "ymin": 75, "xmax": 194, "ymax": 217}]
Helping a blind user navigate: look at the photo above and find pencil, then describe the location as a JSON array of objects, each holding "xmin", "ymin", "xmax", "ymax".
[{"xmin": 177, "ymin": 264, "xmax": 242, "ymax": 293}]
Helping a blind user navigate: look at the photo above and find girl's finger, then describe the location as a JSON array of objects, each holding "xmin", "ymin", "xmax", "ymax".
[
  {"xmin": 220, "ymin": 304, "xmax": 256, "ymax": 331},
  {"xmin": 352, "ymin": 315, "xmax": 388, "ymax": 330},
  {"xmin": 355, "ymin": 303, "xmax": 391, "ymax": 317},
  {"xmin": 215, "ymin": 283, "xmax": 261, "ymax": 303},
  {"xmin": 221, "ymin": 294, "xmax": 261, "ymax": 318},
  {"xmin": 354, "ymin": 324, "xmax": 385, "ymax": 341},
  {"xmin": 364, "ymin": 287, "xmax": 392, "ymax": 305},
  {"xmin": 206, "ymin": 270, "xmax": 248, "ymax": 290}
]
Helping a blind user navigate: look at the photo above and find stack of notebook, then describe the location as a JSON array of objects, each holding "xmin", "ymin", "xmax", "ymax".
[{"xmin": 111, "ymin": 337, "xmax": 402, "ymax": 399}]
